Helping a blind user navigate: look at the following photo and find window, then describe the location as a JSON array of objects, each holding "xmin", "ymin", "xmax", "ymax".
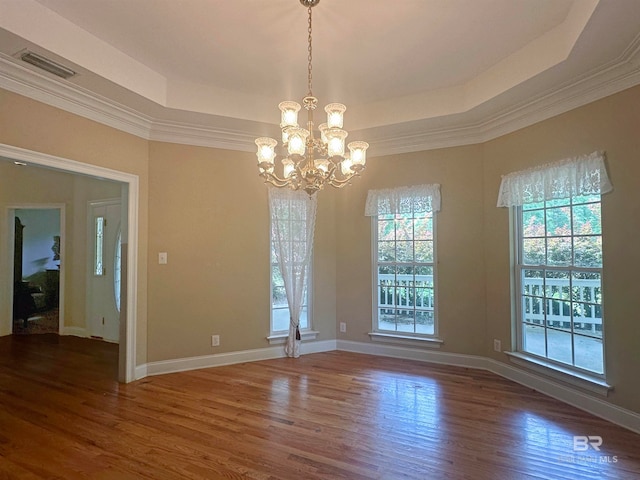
[
  {"xmin": 94, "ymin": 216, "xmax": 105, "ymax": 276},
  {"xmin": 375, "ymin": 211, "xmax": 435, "ymax": 335},
  {"xmin": 498, "ymin": 151, "xmax": 612, "ymax": 378},
  {"xmin": 516, "ymin": 195, "xmax": 604, "ymax": 374},
  {"xmin": 114, "ymin": 229, "xmax": 122, "ymax": 312},
  {"xmin": 271, "ymin": 254, "xmax": 309, "ymax": 334},
  {"xmin": 366, "ymin": 184, "xmax": 441, "ymax": 338}
]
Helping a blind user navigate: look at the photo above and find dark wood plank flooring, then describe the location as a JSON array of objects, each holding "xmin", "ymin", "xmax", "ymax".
[{"xmin": 1, "ymin": 334, "xmax": 638, "ymax": 479}]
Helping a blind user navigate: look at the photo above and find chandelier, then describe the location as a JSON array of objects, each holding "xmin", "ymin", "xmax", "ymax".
[{"xmin": 255, "ymin": 0, "xmax": 369, "ymax": 196}]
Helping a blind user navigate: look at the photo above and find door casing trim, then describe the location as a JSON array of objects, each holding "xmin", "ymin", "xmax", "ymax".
[{"xmin": 0, "ymin": 143, "xmax": 139, "ymax": 383}]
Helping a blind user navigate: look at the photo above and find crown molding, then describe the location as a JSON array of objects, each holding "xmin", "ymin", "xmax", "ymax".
[
  {"xmin": 149, "ymin": 120, "xmax": 258, "ymax": 152},
  {"xmin": 364, "ymin": 37, "xmax": 640, "ymax": 157},
  {"xmin": 0, "ymin": 55, "xmax": 152, "ymax": 139},
  {"xmin": 477, "ymin": 30, "xmax": 640, "ymax": 144},
  {"xmin": 1, "ymin": 38, "xmax": 640, "ymax": 157}
]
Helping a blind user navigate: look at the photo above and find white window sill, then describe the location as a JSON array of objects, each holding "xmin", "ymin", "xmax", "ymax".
[
  {"xmin": 368, "ymin": 332, "xmax": 443, "ymax": 348},
  {"xmin": 267, "ymin": 330, "xmax": 319, "ymax": 345},
  {"xmin": 505, "ymin": 351, "xmax": 613, "ymax": 397}
]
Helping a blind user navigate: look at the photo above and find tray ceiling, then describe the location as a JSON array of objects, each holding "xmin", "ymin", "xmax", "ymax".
[{"xmin": 1, "ymin": 0, "xmax": 639, "ymax": 155}]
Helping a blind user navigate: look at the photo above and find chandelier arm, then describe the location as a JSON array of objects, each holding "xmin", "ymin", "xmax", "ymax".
[
  {"xmin": 260, "ymin": 172, "xmax": 297, "ymax": 188},
  {"xmin": 327, "ymin": 175, "xmax": 357, "ymax": 188},
  {"xmin": 327, "ymin": 165, "xmax": 355, "ymax": 185}
]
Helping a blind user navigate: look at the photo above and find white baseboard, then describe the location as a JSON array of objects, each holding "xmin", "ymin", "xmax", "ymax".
[
  {"xmin": 61, "ymin": 326, "xmax": 87, "ymax": 337},
  {"xmin": 303, "ymin": 339, "xmax": 338, "ymax": 354},
  {"xmin": 486, "ymin": 358, "xmax": 640, "ymax": 435},
  {"xmin": 337, "ymin": 339, "xmax": 486, "ymax": 368},
  {"xmin": 1, "ymin": 325, "xmax": 87, "ymax": 337},
  {"xmin": 140, "ymin": 339, "xmax": 337, "ymax": 378},
  {"xmin": 134, "ymin": 364, "xmax": 148, "ymax": 380}
]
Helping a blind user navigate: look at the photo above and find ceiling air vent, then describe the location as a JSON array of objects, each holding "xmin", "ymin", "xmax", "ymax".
[{"xmin": 20, "ymin": 51, "xmax": 76, "ymax": 79}]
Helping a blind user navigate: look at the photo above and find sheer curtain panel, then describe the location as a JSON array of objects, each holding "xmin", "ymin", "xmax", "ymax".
[{"xmin": 269, "ymin": 188, "xmax": 317, "ymax": 358}]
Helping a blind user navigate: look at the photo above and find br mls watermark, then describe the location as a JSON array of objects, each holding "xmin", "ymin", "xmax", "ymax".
[{"xmin": 558, "ymin": 436, "xmax": 618, "ymax": 464}]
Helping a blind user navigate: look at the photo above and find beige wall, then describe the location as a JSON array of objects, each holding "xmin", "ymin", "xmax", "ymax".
[
  {"xmin": 0, "ymin": 89, "xmax": 150, "ymax": 364},
  {"xmin": 335, "ymin": 145, "xmax": 487, "ymax": 355},
  {"xmin": 146, "ymin": 142, "xmax": 337, "ymax": 361},
  {"xmin": 335, "ymin": 84, "xmax": 640, "ymax": 414},
  {"xmin": 1, "ymin": 82, "xmax": 638, "ymax": 415},
  {"xmin": 483, "ymin": 85, "xmax": 640, "ymax": 413}
]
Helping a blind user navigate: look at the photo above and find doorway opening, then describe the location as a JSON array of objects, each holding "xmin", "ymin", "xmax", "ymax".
[
  {"xmin": 12, "ymin": 207, "xmax": 63, "ymax": 335},
  {"xmin": 0, "ymin": 143, "xmax": 139, "ymax": 383}
]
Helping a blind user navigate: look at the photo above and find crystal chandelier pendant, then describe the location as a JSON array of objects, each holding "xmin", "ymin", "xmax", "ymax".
[{"xmin": 255, "ymin": 0, "xmax": 368, "ymax": 196}]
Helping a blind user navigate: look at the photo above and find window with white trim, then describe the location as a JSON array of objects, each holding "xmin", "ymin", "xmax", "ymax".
[
  {"xmin": 516, "ymin": 195, "xmax": 604, "ymax": 374},
  {"xmin": 366, "ymin": 184, "xmax": 441, "ymax": 338},
  {"xmin": 498, "ymin": 151, "xmax": 612, "ymax": 377}
]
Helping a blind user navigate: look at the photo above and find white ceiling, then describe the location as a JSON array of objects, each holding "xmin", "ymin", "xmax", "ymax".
[{"xmin": 1, "ymin": 0, "xmax": 639, "ymax": 156}]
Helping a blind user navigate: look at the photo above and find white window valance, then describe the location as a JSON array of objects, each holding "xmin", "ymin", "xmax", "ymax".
[
  {"xmin": 496, "ymin": 151, "xmax": 612, "ymax": 208},
  {"xmin": 365, "ymin": 184, "xmax": 441, "ymax": 216}
]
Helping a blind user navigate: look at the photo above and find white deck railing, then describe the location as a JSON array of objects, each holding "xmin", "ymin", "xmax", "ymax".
[
  {"xmin": 377, "ymin": 274, "xmax": 433, "ymax": 311},
  {"xmin": 377, "ymin": 273, "xmax": 601, "ymax": 333},
  {"xmin": 522, "ymin": 276, "xmax": 602, "ymax": 333}
]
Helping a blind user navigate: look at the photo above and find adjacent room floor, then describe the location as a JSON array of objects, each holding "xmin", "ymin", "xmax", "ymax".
[{"xmin": 0, "ymin": 334, "xmax": 638, "ymax": 479}]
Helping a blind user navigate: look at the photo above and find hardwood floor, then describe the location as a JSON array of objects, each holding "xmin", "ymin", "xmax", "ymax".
[{"xmin": 1, "ymin": 334, "xmax": 638, "ymax": 479}]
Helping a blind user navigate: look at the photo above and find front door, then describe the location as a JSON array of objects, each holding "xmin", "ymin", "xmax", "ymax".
[{"xmin": 87, "ymin": 200, "xmax": 121, "ymax": 342}]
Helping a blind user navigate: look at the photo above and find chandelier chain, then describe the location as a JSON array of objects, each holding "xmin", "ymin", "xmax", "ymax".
[{"xmin": 307, "ymin": 6, "xmax": 313, "ymax": 95}]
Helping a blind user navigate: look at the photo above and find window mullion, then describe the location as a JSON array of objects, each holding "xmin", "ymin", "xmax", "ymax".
[
  {"xmin": 570, "ymin": 270, "xmax": 576, "ymax": 367},
  {"xmin": 543, "ymin": 267, "xmax": 549, "ymax": 359}
]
